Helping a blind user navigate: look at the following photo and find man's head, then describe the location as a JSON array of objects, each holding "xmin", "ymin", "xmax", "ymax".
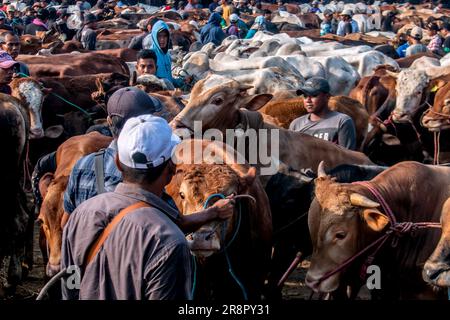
[
  {"xmin": 426, "ymin": 22, "xmax": 440, "ymax": 36},
  {"xmin": 264, "ymin": 9, "xmax": 272, "ymax": 21},
  {"xmin": 0, "ymin": 50, "xmax": 18, "ymax": 85},
  {"xmin": 0, "ymin": 32, "xmax": 20, "ymax": 59},
  {"xmin": 323, "ymin": 9, "xmax": 333, "ymax": 20},
  {"xmin": 84, "ymin": 13, "xmax": 97, "ymax": 28},
  {"xmin": 6, "ymin": 4, "xmax": 15, "ymax": 19},
  {"xmin": 117, "ymin": 114, "xmax": 180, "ymax": 187},
  {"xmin": 340, "ymin": 9, "xmax": 352, "ymax": 21},
  {"xmin": 296, "ymin": 77, "xmax": 331, "ymax": 115},
  {"xmin": 136, "ymin": 49, "xmax": 157, "ymax": 76},
  {"xmin": 221, "ymin": 0, "xmax": 228, "ymax": 5},
  {"xmin": 441, "ymin": 23, "xmax": 450, "ymax": 36},
  {"xmin": 157, "ymin": 28, "xmax": 169, "ymax": 51},
  {"xmin": 107, "ymin": 0, "xmax": 117, "ymax": 8},
  {"xmin": 407, "ymin": 26, "xmax": 423, "ymax": 42},
  {"xmin": 106, "ymin": 87, "xmax": 163, "ymax": 138},
  {"xmin": 24, "ymin": 6, "xmax": 35, "ymax": 16},
  {"xmin": 37, "ymin": 8, "xmax": 49, "ymax": 22},
  {"xmin": 58, "ymin": 9, "xmax": 71, "ymax": 21},
  {"xmin": 229, "ymin": 13, "xmax": 239, "ymax": 24},
  {"xmin": 214, "ymin": 5, "xmax": 223, "ymax": 15}
]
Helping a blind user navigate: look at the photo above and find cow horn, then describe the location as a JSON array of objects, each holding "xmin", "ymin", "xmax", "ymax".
[
  {"xmin": 350, "ymin": 193, "xmax": 380, "ymax": 208},
  {"xmin": 317, "ymin": 161, "xmax": 327, "ymax": 178},
  {"xmin": 385, "ymin": 70, "xmax": 399, "ymax": 79}
]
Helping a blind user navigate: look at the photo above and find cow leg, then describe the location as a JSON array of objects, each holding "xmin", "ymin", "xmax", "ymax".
[
  {"xmin": 264, "ymin": 240, "xmax": 299, "ymax": 300},
  {"xmin": 20, "ymin": 188, "xmax": 34, "ymax": 278}
]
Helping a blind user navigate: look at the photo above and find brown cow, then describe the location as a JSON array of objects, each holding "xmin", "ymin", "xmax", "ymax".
[
  {"xmin": 423, "ymin": 202, "xmax": 450, "ymax": 289},
  {"xmin": 306, "ymin": 161, "xmax": 448, "ymax": 299},
  {"xmin": 260, "ymin": 96, "xmax": 369, "ymax": 149},
  {"xmin": 166, "ymin": 139, "xmax": 272, "ymax": 299},
  {"xmin": 37, "ymin": 132, "xmax": 112, "ymax": 277},
  {"xmin": 171, "ymin": 78, "xmax": 373, "ymax": 185},
  {"xmin": 17, "ymin": 52, "xmax": 129, "ymax": 77},
  {"xmin": 421, "ymin": 82, "xmax": 450, "ymax": 131}
]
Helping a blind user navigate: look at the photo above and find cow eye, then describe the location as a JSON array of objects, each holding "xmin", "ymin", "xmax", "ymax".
[
  {"xmin": 335, "ymin": 231, "xmax": 347, "ymax": 241},
  {"xmin": 179, "ymin": 192, "xmax": 185, "ymax": 200},
  {"xmin": 416, "ymin": 91, "xmax": 422, "ymax": 95},
  {"xmin": 212, "ymin": 97, "xmax": 224, "ymax": 105}
]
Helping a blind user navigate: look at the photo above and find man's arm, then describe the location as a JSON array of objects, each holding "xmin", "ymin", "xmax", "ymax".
[{"xmin": 338, "ymin": 117, "xmax": 357, "ymax": 150}]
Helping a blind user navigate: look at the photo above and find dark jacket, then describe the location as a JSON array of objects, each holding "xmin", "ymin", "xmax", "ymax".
[{"xmin": 200, "ymin": 13, "xmax": 226, "ymax": 46}]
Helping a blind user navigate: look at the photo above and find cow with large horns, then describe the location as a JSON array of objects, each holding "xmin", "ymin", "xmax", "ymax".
[{"xmin": 306, "ymin": 161, "xmax": 449, "ymax": 299}]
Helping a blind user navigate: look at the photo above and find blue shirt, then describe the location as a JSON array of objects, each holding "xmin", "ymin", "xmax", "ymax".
[
  {"xmin": 336, "ymin": 20, "xmax": 359, "ymax": 36},
  {"xmin": 396, "ymin": 42, "xmax": 409, "ymax": 58}
]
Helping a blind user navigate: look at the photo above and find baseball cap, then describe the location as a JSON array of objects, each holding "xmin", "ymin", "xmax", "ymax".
[
  {"xmin": 2, "ymin": 0, "xmax": 10, "ymax": 4},
  {"xmin": 230, "ymin": 13, "xmax": 239, "ymax": 23},
  {"xmin": 323, "ymin": 9, "xmax": 333, "ymax": 16},
  {"xmin": 408, "ymin": 26, "xmax": 423, "ymax": 40},
  {"xmin": 6, "ymin": 4, "xmax": 15, "ymax": 12},
  {"xmin": 340, "ymin": 9, "xmax": 353, "ymax": 16},
  {"xmin": 118, "ymin": 115, "xmax": 181, "ymax": 169},
  {"xmin": 0, "ymin": 50, "xmax": 18, "ymax": 69},
  {"xmin": 107, "ymin": 87, "xmax": 163, "ymax": 120},
  {"xmin": 426, "ymin": 22, "xmax": 440, "ymax": 32},
  {"xmin": 296, "ymin": 77, "xmax": 330, "ymax": 96},
  {"xmin": 84, "ymin": 13, "xmax": 97, "ymax": 24}
]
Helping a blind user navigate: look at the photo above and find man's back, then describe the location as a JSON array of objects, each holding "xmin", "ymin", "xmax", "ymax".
[
  {"xmin": 289, "ymin": 111, "xmax": 356, "ymax": 150},
  {"xmin": 61, "ymin": 183, "xmax": 192, "ymax": 300}
]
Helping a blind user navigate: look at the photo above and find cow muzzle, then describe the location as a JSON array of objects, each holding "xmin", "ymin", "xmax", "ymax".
[
  {"xmin": 46, "ymin": 262, "xmax": 61, "ymax": 278},
  {"xmin": 186, "ymin": 228, "xmax": 221, "ymax": 258},
  {"xmin": 29, "ymin": 127, "xmax": 44, "ymax": 139},
  {"xmin": 423, "ymin": 262, "xmax": 450, "ymax": 288}
]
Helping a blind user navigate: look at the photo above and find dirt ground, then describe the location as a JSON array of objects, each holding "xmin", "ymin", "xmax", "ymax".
[{"xmin": 2, "ymin": 227, "xmax": 368, "ymax": 301}]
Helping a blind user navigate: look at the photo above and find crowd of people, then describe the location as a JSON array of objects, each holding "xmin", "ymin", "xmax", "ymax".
[{"xmin": 0, "ymin": 0, "xmax": 449, "ymax": 300}]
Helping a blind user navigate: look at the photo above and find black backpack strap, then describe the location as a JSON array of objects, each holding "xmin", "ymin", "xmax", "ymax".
[{"xmin": 94, "ymin": 149, "xmax": 106, "ymax": 194}]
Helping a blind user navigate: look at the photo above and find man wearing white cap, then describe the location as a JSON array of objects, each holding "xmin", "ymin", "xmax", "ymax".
[{"xmin": 62, "ymin": 114, "xmax": 235, "ymax": 300}]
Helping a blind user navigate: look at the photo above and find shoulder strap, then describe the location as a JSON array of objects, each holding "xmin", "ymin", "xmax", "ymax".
[
  {"xmin": 94, "ymin": 149, "xmax": 106, "ymax": 194},
  {"xmin": 85, "ymin": 201, "xmax": 150, "ymax": 267}
]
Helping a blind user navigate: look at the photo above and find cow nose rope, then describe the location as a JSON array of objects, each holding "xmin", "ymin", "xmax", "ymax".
[
  {"xmin": 311, "ymin": 181, "xmax": 441, "ymax": 291},
  {"xmin": 16, "ymin": 72, "xmax": 92, "ymax": 119},
  {"xmin": 190, "ymin": 193, "xmax": 250, "ymax": 300}
]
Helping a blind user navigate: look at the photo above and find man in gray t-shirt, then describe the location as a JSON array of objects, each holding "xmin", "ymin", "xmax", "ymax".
[{"xmin": 289, "ymin": 77, "xmax": 357, "ymax": 150}]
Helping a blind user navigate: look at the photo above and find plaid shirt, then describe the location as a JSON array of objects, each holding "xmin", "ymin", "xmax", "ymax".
[
  {"xmin": 427, "ymin": 35, "xmax": 442, "ymax": 52},
  {"xmin": 63, "ymin": 140, "xmax": 178, "ymax": 214},
  {"xmin": 63, "ymin": 141, "xmax": 122, "ymax": 214}
]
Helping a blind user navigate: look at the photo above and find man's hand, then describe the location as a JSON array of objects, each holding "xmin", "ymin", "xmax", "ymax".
[{"xmin": 209, "ymin": 195, "xmax": 235, "ymax": 220}]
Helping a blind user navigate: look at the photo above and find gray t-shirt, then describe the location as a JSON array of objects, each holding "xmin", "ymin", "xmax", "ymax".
[
  {"xmin": 405, "ymin": 43, "xmax": 428, "ymax": 57},
  {"xmin": 289, "ymin": 111, "xmax": 357, "ymax": 150},
  {"xmin": 61, "ymin": 183, "xmax": 192, "ymax": 300}
]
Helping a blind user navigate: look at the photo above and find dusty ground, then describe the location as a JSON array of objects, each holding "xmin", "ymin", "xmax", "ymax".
[
  {"xmin": 1, "ymin": 225, "xmax": 46, "ymax": 300},
  {"xmin": 3, "ymin": 229, "xmax": 368, "ymax": 301}
]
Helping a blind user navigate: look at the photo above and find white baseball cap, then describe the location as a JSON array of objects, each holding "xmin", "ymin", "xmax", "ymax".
[{"xmin": 118, "ymin": 115, "xmax": 181, "ymax": 169}]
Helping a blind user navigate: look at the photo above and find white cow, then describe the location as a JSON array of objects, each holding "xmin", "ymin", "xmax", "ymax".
[
  {"xmin": 341, "ymin": 50, "xmax": 399, "ymax": 77},
  {"xmin": 309, "ymin": 56, "xmax": 360, "ymax": 96}
]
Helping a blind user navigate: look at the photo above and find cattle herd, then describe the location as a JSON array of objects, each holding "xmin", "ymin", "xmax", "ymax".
[{"xmin": 1, "ymin": 0, "xmax": 450, "ymax": 301}]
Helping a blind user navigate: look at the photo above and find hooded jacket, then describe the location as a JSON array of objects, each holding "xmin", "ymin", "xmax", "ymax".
[
  {"xmin": 150, "ymin": 20, "xmax": 174, "ymax": 83},
  {"xmin": 200, "ymin": 13, "xmax": 226, "ymax": 46}
]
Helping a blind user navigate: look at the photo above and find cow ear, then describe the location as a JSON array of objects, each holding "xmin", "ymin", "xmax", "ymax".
[
  {"xmin": 362, "ymin": 209, "xmax": 389, "ymax": 232},
  {"xmin": 38, "ymin": 172, "xmax": 55, "ymax": 200},
  {"xmin": 381, "ymin": 133, "xmax": 401, "ymax": 146},
  {"xmin": 241, "ymin": 94, "xmax": 273, "ymax": 111},
  {"xmin": 239, "ymin": 167, "xmax": 257, "ymax": 190},
  {"xmin": 427, "ymin": 78, "xmax": 446, "ymax": 93}
]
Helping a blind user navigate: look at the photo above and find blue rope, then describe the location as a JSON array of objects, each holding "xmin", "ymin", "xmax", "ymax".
[
  {"xmin": 190, "ymin": 254, "xmax": 197, "ymax": 299},
  {"xmin": 203, "ymin": 193, "xmax": 226, "ymax": 209},
  {"xmin": 16, "ymin": 72, "xmax": 92, "ymax": 118},
  {"xmin": 200, "ymin": 193, "xmax": 248, "ymax": 300}
]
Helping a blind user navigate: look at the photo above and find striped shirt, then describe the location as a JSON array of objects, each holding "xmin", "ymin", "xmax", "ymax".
[{"xmin": 427, "ymin": 35, "xmax": 443, "ymax": 53}]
